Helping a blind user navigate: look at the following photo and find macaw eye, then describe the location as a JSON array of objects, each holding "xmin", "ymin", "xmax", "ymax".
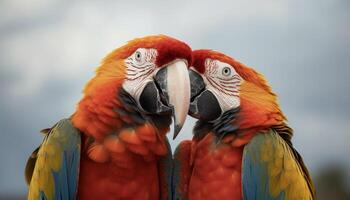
[
  {"xmin": 222, "ymin": 67, "xmax": 231, "ymax": 76},
  {"xmin": 135, "ymin": 51, "xmax": 142, "ymax": 62}
]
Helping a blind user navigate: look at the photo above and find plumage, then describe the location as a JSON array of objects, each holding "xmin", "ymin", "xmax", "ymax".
[
  {"xmin": 242, "ymin": 128, "xmax": 314, "ymax": 200},
  {"xmin": 158, "ymin": 138, "xmax": 174, "ymax": 200},
  {"xmin": 26, "ymin": 35, "xmax": 192, "ymax": 200},
  {"xmin": 174, "ymin": 49, "xmax": 315, "ymax": 200},
  {"xmin": 173, "ymin": 140, "xmax": 192, "ymax": 200},
  {"xmin": 25, "ymin": 146, "xmax": 40, "ymax": 185},
  {"xmin": 174, "ymin": 133, "xmax": 244, "ymax": 200},
  {"xmin": 27, "ymin": 119, "xmax": 81, "ymax": 200}
]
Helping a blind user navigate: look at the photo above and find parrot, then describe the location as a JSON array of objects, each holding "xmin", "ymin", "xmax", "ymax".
[
  {"xmin": 172, "ymin": 49, "xmax": 315, "ymax": 200},
  {"xmin": 25, "ymin": 35, "xmax": 192, "ymax": 200}
]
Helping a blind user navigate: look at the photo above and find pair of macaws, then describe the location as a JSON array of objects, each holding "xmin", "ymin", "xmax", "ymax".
[{"xmin": 25, "ymin": 35, "xmax": 315, "ymax": 200}]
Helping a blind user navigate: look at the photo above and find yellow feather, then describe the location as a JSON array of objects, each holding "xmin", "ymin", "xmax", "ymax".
[
  {"xmin": 278, "ymin": 171, "xmax": 290, "ymax": 190},
  {"xmin": 269, "ymin": 174, "xmax": 282, "ymax": 198}
]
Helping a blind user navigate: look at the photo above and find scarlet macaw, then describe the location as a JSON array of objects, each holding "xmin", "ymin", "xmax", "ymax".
[
  {"xmin": 173, "ymin": 49, "xmax": 315, "ymax": 200},
  {"xmin": 25, "ymin": 35, "xmax": 192, "ymax": 200}
]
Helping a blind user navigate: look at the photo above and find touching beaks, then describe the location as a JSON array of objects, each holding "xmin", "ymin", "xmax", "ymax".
[
  {"xmin": 163, "ymin": 60, "xmax": 191, "ymax": 139},
  {"xmin": 140, "ymin": 59, "xmax": 190, "ymax": 139}
]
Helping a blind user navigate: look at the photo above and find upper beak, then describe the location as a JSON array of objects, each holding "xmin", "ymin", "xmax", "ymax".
[{"xmin": 158, "ymin": 60, "xmax": 190, "ymax": 139}]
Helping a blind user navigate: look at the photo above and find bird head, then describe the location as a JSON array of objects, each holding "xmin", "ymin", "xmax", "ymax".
[
  {"xmin": 189, "ymin": 50, "xmax": 286, "ymax": 132},
  {"xmin": 73, "ymin": 35, "xmax": 191, "ymax": 139}
]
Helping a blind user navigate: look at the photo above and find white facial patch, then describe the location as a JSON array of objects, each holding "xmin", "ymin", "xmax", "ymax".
[
  {"xmin": 122, "ymin": 48, "xmax": 158, "ymax": 102},
  {"xmin": 203, "ymin": 58, "xmax": 242, "ymax": 113}
]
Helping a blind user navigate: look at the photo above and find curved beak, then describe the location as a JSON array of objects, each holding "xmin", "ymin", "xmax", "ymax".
[
  {"xmin": 163, "ymin": 60, "xmax": 191, "ymax": 139},
  {"xmin": 188, "ymin": 69, "xmax": 222, "ymax": 122}
]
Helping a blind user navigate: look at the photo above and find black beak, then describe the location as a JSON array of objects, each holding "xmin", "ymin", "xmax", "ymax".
[{"xmin": 188, "ymin": 69, "xmax": 222, "ymax": 121}]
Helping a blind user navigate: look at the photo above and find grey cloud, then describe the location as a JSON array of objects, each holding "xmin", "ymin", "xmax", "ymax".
[{"xmin": 0, "ymin": 0, "xmax": 349, "ymax": 195}]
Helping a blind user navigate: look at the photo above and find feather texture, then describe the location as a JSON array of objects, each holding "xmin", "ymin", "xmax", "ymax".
[
  {"xmin": 158, "ymin": 137, "xmax": 173, "ymax": 200},
  {"xmin": 27, "ymin": 119, "xmax": 81, "ymax": 200},
  {"xmin": 242, "ymin": 129, "xmax": 314, "ymax": 200},
  {"xmin": 173, "ymin": 140, "xmax": 193, "ymax": 200}
]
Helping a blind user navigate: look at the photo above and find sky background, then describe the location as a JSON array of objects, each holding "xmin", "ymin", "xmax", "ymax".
[{"xmin": 0, "ymin": 0, "xmax": 349, "ymax": 198}]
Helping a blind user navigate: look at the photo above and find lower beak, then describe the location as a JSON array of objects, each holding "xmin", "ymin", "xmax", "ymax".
[
  {"xmin": 188, "ymin": 69, "xmax": 222, "ymax": 122},
  {"xmin": 164, "ymin": 60, "xmax": 191, "ymax": 139}
]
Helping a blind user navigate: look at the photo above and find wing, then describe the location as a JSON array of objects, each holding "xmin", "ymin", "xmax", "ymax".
[
  {"xmin": 25, "ymin": 146, "xmax": 40, "ymax": 185},
  {"xmin": 27, "ymin": 119, "xmax": 81, "ymax": 200},
  {"xmin": 157, "ymin": 137, "xmax": 173, "ymax": 200},
  {"xmin": 172, "ymin": 140, "xmax": 192, "ymax": 200},
  {"xmin": 242, "ymin": 128, "xmax": 315, "ymax": 200}
]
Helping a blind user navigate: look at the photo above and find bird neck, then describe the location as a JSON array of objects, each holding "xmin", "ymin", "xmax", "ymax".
[
  {"xmin": 237, "ymin": 81, "xmax": 286, "ymax": 131},
  {"xmin": 71, "ymin": 76, "xmax": 124, "ymax": 141},
  {"xmin": 192, "ymin": 91, "xmax": 286, "ymax": 147},
  {"xmin": 72, "ymin": 85, "xmax": 172, "ymax": 163},
  {"xmin": 72, "ymin": 80, "xmax": 172, "ymax": 139},
  {"xmin": 193, "ymin": 108, "xmax": 239, "ymax": 140}
]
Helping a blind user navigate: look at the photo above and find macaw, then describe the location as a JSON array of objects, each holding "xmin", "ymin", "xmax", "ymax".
[
  {"xmin": 25, "ymin": 35, "xmax": 192, "ymax": 200},
  {"xmin": 173, "ymin": 49, "xmax": 315, "ymax": 200}
]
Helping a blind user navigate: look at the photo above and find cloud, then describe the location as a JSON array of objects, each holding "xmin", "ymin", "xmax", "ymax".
[{"xmin": 0, "ymin": 0, "xmax": 349, "ymax": 195}]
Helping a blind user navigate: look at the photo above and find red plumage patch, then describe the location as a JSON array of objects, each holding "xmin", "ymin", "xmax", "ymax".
[
  {"xmin": 188, "ymin": 133, "xmax": 243, "ymax": 200},
  {"xmin": 154, "ymin": 36, "xmax": 192, "ymax": 67},
  {"xmin": 104, "ymin": 35, "xmax": 192, "ymax": 68}
]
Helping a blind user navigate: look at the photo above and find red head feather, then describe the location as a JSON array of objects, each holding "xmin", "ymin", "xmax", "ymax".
[{"xmin": 104, "ymin": 35, "xmax": 192, "ymax": 67}]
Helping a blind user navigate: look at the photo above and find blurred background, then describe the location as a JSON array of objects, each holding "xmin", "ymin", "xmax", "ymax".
[{"xmin": 0, "ymin": 0, "xmax": 349, "ymax": 199}]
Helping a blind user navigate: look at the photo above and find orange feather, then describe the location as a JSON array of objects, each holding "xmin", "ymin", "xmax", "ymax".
[
  {"xmin": 70, "ymin": 35, "xmax": 192, "ymax": 199},
  {"xmin": 104, "ymin": 135, "xmax": 126, "ymax": 153}
]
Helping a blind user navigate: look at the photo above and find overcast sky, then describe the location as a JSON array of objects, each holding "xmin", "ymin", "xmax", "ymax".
[{"xmin": 0, "ymin": 0, "xmax": 349, "ymax": 196}]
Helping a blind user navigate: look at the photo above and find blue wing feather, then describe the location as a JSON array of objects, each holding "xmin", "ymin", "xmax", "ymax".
[
  {"xmin": 242, "ymin": 129, "xmax": 313, "ymax": 200},
  {"xmin": 27, "ymin": 119, "xmax": 81, "ymax": 200},
  {"xmin": 242, "ymin": 147, "xmax": 285, "ymax": 200}
]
